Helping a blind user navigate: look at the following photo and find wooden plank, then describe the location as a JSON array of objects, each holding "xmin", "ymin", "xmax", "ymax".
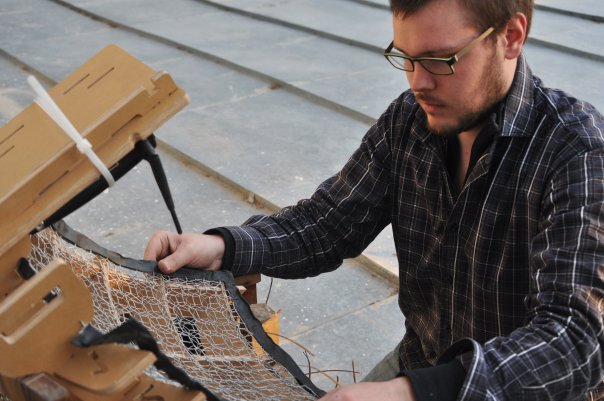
[
  {"xmin": 235, "ymin": 274, "xmax": 261, "ymax": 304},
  {"xmin": 0, "ymin": 259, "xmax": 93, "ymax": 378},
  {"xmin": 21, "ymin": 373, "xmax": 69, "ymax": 401},
  {"xmin": 0, "ymin": 238, "xmax": 29, "ymax": 300},
  {"xmin": 0, "ymin": 44, "xmax": 188, "ymax": 257}
]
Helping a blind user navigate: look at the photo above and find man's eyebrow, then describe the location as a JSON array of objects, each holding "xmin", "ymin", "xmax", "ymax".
[{"xmin": 393, "ymin": 43, "xmax": 459, "ymax": 58}]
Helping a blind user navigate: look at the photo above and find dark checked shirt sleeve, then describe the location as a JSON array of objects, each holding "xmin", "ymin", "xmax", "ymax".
[
  {"xmin": 217, "ymin": 55, "xmax": 604, "ymax": 400},
  {"xmin": 215, "ymin": 99, "xmax": 400, "ymax": 279}
]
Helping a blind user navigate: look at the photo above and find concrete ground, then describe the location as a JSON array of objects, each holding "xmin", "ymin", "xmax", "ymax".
[{"xmin": 1, "ymin": 0, "xmax": 603, "ymax": 394}]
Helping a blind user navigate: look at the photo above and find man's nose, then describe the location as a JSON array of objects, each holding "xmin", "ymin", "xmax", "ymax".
[{"xmin": 407, "ymin": 63, "xmax": 436, "ymax": 92}]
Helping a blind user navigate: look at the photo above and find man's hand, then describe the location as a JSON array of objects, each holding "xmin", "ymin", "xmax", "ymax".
[
  {"xmin": 318, "ymin": 378, "xmax": 416, "ymax": 401},
  {"xmin": 144, "ymin": 231, "xmax": 225, "ymax": 274}
]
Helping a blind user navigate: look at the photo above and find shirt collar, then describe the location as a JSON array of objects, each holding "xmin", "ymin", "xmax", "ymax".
[{"xmin": 498, "ymin": 53, "xmax": 537, "ymax": 138}]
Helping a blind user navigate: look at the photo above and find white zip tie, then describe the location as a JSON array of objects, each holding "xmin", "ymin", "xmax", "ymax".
[{"xmin": 27, "ymin": 75, "xmax": 116, "ymax": 187}]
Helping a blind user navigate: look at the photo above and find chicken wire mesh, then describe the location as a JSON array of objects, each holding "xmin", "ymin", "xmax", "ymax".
[{"xmin": 8, "ymin": 223, "xmax": 322, "ymax": 401}]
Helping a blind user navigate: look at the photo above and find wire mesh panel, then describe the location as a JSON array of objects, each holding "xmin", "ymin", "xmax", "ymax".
[{"xmin": 25, "ymin": 226, "xmax": 322, "ymax": 401}]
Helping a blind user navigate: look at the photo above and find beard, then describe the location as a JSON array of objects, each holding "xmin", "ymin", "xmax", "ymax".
[{"xmin": 416, "ymin": 51, "xmax": 507, "ymax": 137}]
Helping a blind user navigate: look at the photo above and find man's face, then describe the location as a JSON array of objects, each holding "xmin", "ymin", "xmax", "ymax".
[{"xmin": 393, "ymin": 1, "xmax": 507, "ymax": 136}]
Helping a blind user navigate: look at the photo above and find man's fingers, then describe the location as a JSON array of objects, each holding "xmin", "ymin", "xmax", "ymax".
[
  {"xmin": 144, "ymin": 231, "xmax": 177, "ymax": 261},
  {"xmin": 157, "ymin": 248, "xmax": 189, "ymax": 274},
  {"xmin": 145, "ymin": 232, "xmax": 225, "ymax": 273},
  {"xmin": 144, "ymin": 231, "xmax": 186, "ymax": 273}
]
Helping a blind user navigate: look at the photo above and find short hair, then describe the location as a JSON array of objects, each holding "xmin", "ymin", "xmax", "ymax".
[{"xmin": 390, "ymin": 0, "xmax": 534, "ymax": 39}]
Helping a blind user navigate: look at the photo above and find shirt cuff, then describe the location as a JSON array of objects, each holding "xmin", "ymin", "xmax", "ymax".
[
  {"xmin": 399, "ymin": 359, "xmax": 466, "ymax": 401},
  {"xmin": 203, "ymin": 227, "xmax": 235, "ymax": 271}
]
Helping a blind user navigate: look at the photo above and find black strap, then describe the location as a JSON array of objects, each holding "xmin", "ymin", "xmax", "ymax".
[
  {"xmin": 136, "ymin": 140, "xmax": 183, "ymax": 234},
  {"xmin": 72, "ymin": 318, "xmax": 222, "ymax": 401},
  {"xmin": 35, "ymin": 135, "xmax": 183, "ymax": 235}
]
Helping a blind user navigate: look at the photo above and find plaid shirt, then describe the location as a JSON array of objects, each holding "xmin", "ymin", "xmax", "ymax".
[{"xmin": 222, "ymin": 55, "xmax": 604, "ymax": 400}]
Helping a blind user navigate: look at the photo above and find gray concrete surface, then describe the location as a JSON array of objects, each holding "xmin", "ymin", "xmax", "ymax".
[{"xmin": 536, "ymin": 0, "xmax": 604, "ymax": 21}]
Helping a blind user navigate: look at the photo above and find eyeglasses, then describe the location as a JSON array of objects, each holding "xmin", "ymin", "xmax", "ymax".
[{"xmin": 384, "ymin": 27, "xmax": 495, "ymax": 75}]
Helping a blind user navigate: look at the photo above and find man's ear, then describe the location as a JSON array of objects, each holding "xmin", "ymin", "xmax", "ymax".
[{"xmin": 503, "ymin": 12, "xmax": 528, "ymax": 59}]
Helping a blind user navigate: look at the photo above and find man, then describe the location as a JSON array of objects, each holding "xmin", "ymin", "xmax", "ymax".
[{"xmin": 145, "ymin": 0, "xmax": 604, "ymax": 399}]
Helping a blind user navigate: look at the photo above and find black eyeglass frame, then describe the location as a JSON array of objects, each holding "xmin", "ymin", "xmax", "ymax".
[{"xmin": 384, "ymin": 27, "xmax": 495, "ymax": 75}]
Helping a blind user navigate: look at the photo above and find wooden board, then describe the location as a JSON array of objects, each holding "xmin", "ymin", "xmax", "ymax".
[{"xmin": 0, "ymin": 44, "xmax": 188, "ymax": 256}]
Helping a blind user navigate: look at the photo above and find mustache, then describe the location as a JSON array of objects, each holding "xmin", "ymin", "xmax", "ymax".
[{"xmin": 414, "ymin": 92, "xmax": 445, "ymax": 105}]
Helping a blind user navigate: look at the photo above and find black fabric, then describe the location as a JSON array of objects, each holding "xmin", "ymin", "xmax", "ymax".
[
  {"xmin": 52, "ymin": 220, "xmax": 325, "ymax": 398},
  {"xmin": 444, "ymin": 106, "xmax": 501, "ymax": 197},
  {"xmin": 72, "ymin": 319, "xmax": 221, "ymax": 400},
  {"xmin": 52, "ymin": 220, "xmax": 159, "ymax": 274},
  {"xmin": 444, "ymin": 135, "xmax": 460, "ymax": 190},
  {"xmin": 401, "ymin": 359, "xmax": 466, "ymax": 401},
  {"xmin": 204, "ymin": 227, "xmax": 235, "ymax": 270},
  {"xmin": 17, "ymin": 258, "xmax": 36, "ymax": 280}
]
